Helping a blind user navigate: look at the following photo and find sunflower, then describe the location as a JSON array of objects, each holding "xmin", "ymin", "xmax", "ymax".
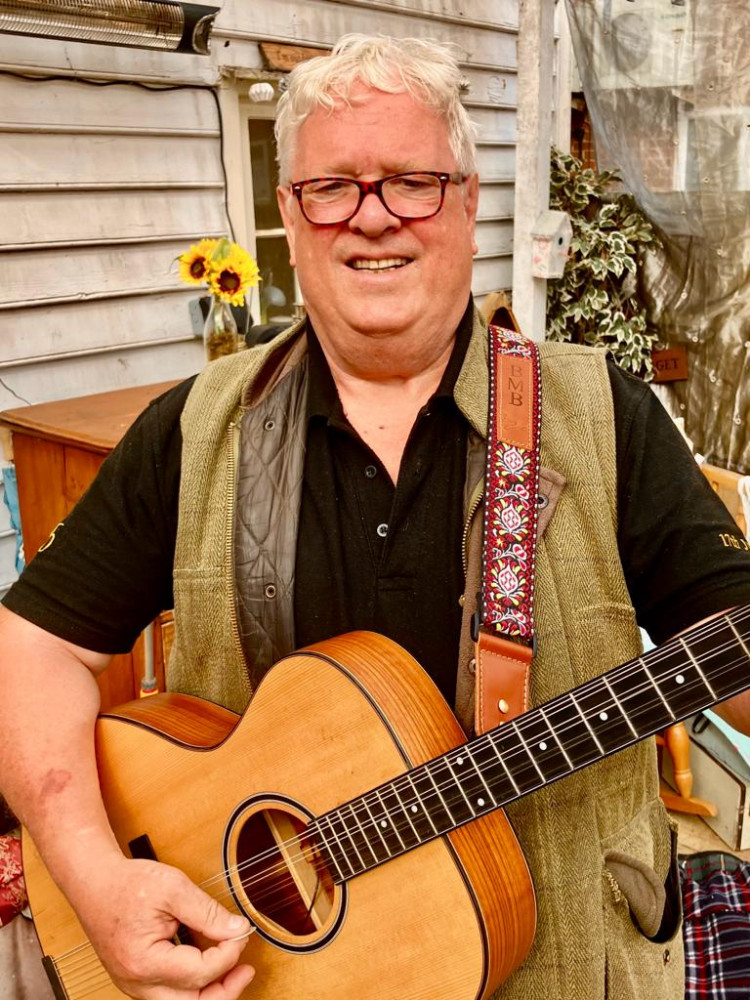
[
  {"xmin": 178, "ymin": 238, "xmax": 218, "ymax": 286},
  {"xmin": 208, "ymin": 243, "xmax": 261, "ymax": 306}
]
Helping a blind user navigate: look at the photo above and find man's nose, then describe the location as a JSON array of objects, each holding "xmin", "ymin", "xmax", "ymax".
[{"xmin": 348, "ymin": 190, "xmax": 402, "ymax": 236}]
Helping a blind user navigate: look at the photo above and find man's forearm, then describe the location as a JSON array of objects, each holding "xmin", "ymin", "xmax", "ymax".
[
  {"xmin": 714, "ymin": 690, "xmax": 750, "ymax": 738},
  {"xmin": 0, "ymin": 606, "xmax": 123, "ymax": 900}
]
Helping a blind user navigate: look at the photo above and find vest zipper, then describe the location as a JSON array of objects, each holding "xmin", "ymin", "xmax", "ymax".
[
  {"xmin": 225, "ymin": 415, "xmax": 245, "ymax": 664},
  {"xmin": 462, "ymin": 482, "xmax": 484, "ymax": 575}
]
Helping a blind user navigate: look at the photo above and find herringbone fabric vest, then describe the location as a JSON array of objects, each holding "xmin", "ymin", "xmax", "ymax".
[{"xmin": 171, "ymin": 315, "xmax": 683, "ymax": 1000}]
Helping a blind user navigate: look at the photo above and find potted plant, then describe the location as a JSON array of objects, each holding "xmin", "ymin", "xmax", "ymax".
[{"xmin": 546, "ymin": 148, "xmax": 662, "ymax": 379}]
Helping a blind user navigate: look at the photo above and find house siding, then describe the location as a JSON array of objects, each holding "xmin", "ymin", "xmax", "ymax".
[{"xmin": 0, "ymin": 0, "xmax": 524, "ymax": 590}]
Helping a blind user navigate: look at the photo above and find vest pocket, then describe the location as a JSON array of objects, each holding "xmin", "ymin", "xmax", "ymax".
[{"xmin": 601, "ymin": 801, "xmax": 684, "ymax": 999}]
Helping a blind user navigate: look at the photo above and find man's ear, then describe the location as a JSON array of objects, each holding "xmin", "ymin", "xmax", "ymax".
[
  {"xmin": 277, "ymin": 185, "xmax": 297, "ymax": 267},
  {"xmin": 463, "ymin": 173, "xmax": 480, "ymax": 255}
]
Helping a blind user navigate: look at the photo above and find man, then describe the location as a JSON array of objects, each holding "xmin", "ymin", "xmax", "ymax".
[{"xmin": 1, "ymin": 33, "xmax": 750, "ymax": 1000}]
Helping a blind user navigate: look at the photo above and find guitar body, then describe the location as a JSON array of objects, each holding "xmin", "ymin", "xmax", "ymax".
[{"xmin": 24, "ymin": 633, "xmax": 536, "ymax": 1000}]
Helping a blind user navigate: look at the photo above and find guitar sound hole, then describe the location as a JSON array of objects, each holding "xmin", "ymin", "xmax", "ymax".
[{"xmin": 229, "ymin": 803, "xmax": 339, "ymax": 943}]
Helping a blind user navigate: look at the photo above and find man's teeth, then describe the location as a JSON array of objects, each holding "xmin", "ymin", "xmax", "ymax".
[{"xmin": 350, "ymin": 258, "xmax": 410, "ymax": 271}]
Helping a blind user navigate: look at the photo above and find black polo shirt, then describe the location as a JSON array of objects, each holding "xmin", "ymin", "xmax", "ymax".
[{"xmin": 294, "ymin": 309, "xmax": 471, "ymax": 701}]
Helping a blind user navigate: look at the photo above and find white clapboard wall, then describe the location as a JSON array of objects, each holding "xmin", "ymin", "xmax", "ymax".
[
  {"xmin": 216, "ymin": 0, "xmax": 520, "ymax": 300},
  {"xmin": 0, "ymin": 0, "xmax": 526, "ymax": 590}
]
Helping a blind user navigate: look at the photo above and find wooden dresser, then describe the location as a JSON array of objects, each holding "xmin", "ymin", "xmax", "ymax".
[{"xmin": 0, "ymin": 381, "xmax": 180, "ymax": 710}]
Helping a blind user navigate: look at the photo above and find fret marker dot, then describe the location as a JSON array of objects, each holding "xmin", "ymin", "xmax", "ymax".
[
  {"xmin": 410, "ymin": 805, "xmax": 419, "ymax": 813},
  {"xmin": 457, "ymin": 756, "xmax": 464, "ymax": 765},
  {"xmin": 676, "ymin": 674, "xmax": 685, "ymax": 685},
  {"xmin": 539, "ymin": 741, "xmax": 547, "ymax": 751},
  {"xmin": 477, "ymin": 797, "xmax": 485, "ymax": 807},
  {"xmin": 599, "ymin": 711, "xmax": 608, "ymax": 721},
  {"xmin": 380, "ymin": 820, "xmax": 388, "ymax": 828}
]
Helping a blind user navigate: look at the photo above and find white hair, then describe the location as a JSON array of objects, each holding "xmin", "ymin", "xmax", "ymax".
[{"xmin": 275, "ymin": 34, "xmax": 478, "ymax": 184}]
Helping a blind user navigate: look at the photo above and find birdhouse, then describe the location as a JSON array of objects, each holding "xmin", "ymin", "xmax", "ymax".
[{"xmin": 531, "ymin": 210, "xmax": 573, "ymax": 279}]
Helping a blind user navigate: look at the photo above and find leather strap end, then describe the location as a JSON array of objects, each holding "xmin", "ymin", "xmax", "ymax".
[{"xmin": 475, "ymin": 631, "xmax": 533, "ymax": 734}]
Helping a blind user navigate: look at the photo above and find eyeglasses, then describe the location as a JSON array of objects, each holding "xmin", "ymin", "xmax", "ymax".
[{"xmin": 290, "ymin": 171, "xmax": 465, "ymax": 225}]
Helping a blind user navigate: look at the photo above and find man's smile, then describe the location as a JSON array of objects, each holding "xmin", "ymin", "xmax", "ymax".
[{"xmin": 347, "ymin": 256, "xmax": 413, "ymax": 272}]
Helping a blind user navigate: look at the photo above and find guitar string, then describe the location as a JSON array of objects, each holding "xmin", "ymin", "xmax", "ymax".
[
  {"xmin": 51, "ymin": 645, "xmax": 750, "ymax": 1000},
  {"xmin": 50, "ymin": 609, "xmax": 750, "ymax": 982},
  {"xmin": 197, "ymin": 613, "xmax": 750, "ymax": 890},
  {"xmin": 59, "ymin": 633, "xmax": 750, "ymax": 962},
  {"xmin": 199, "ymin": 608, "xmax": 750, "ymax": 889},
  {"xmin": 59, "ymin": 608, "xmax": 750, "ymax": 923},
  {"xmin": 203, "ymin": 646, "xmax": 750, "ymax": 914},
  {"xmin": 54, "ymin": 625, "xmax": 750, "ymax": 988},
  {"xmin": 52, "ymin": 612, "xmax": 750, "ymax": 976}
]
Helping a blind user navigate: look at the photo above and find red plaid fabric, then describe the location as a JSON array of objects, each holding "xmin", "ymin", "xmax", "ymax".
[
  {"xmin": 681, "ymin": 854, "xmax": 750, "ymax": 999},
  {"xmin": 0, "ymin": 832, "xmax": 26, "ymax": 926}
]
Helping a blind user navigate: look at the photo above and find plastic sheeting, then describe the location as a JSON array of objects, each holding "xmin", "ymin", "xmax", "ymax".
[{"xmin": 565, "ymin": 0, "xmax": 750, "ymax": 474}]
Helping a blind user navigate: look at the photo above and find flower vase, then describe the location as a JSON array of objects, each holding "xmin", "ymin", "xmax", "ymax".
[{"xmin": 203, "ymin": 297, "xmax": 239, "ymax": 361}]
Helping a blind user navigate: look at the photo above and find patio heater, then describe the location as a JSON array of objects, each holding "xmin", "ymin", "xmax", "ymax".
[{"xmin": 0, "ymin": 0, "xmax": 220, "ymax": 55}]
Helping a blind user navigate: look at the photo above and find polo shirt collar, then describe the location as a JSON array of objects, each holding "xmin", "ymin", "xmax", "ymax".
[{"xmin": 305, "ymin": 297, "xmax": 475, "ymax": 424}]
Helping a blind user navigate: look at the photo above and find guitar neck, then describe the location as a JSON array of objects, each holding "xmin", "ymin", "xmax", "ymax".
[{"xmin": 313, "ymin": 606, "xmax": 750, "ymax": 882}]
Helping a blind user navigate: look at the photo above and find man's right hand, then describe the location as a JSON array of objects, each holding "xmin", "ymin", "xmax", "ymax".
[
  {"xmin": 0, "ymin": 611, "xmax": 255, "ymax": 1000},
  {"xmin": 71, "ymin": 855, "xmax": 256, "ymax": 999}
]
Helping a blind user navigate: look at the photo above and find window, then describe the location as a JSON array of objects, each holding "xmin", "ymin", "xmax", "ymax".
[{"xmin": 246, "ymin": 114, "xmax": 297, "ymax": 325}]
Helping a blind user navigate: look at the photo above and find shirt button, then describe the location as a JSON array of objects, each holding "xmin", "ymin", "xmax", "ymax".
[
  {"xmin": 365, "ymin": 465, "xmax": 377, "ymax": 479},
  {"xmin": 376, "ymin": 523, "xmax": 388, "ymax": 538}
]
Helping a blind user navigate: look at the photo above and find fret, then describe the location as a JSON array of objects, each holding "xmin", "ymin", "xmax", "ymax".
[
  {"xmin": 374, "ymin": 786, "xmax": 416, "ymax": 852},
  {"xmin": 316, "ymin": 814, "xmax": 351, "ymax": 882},
  {"xmin": 538, "ymin": 704, "xmax": 574, "ymax": 771},
  {"xmin": 403, "ymin": 771, "xmax": 441, "ymax": 839},
  {"xmin": 641, "ymin": 659, "xmax": 675, "ymax": 721},
  {"xmin": 648, "ymin": 645, "xmax": 715, "ymax": 720},
  {"xmin": 678, "ymin": 637, "xmax": 717, "ymax": 699},
  {"xmin": 604, "ymin": 662, "xmax": 667, "ymax": 741},
  {"xmin": 444, "ymin": 746, "xmax": 497, "ymax": 815},
  {"xmin": 729, "ymin": 619, "xmax": 750, "ymax": 662},
  {"xmin": 511, "ymin": 720, "xmax": 545, "ymax": 783},
  {"xmin": 388, "ymin": 778, "xmax": 423, "ymax": 845},
  {"xmin": 542, "ymin": 695, "xmax": 602, "ymax": 769},
  {"xmin": 569, "ymin": 691, "xmax": 605, "ymax": 756},
  {"xmin": 468, "ymin": 733, "xmax": 519, "ymax": 803},
  {"xmin": 485, "ymin": 729, "xmax": 521, "ymax": 795},
  {"xmin": 682, "ymin": 616, "xmax": 749, "ymax": 702},
  {"xmin": 349, "ymin": 799, "xmax": 390, "ymax": 865},
  {"xmin": 572, "ymin": 679, "xmax": 637, "ymax": 754},
  {"xmin": 489, "ymin": 723, "xmax": 545, "ymax": 795},
  {"xmin": 425, "ymin": 758, "xmax": 475, "ymax": 825},
  {"xmin": 408, "ymin": 764, "xmax": 455, "ymax": 833},
  {"xmin": 338, "ymin": 804, "xmax": 369, "ymax": 872},
  {"xmin": 327, "ymin": 811, "xmax": 363, "ymax": 876},
  {"xmin": 342, "ymin": 801, "xmax": 379, "ymax": 868},
  {"xmin": 514, "ymin": 709, "xmax": 572, "ymax": 782},
  {"xmin": 359, "ymin": 793, "xmax": 398, "ymax": 860},
  {"xmin": 602, "ymin": 675, "xmax": 639, "ymax": 738}
]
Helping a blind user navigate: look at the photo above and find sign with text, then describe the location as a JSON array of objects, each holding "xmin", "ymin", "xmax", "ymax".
[{"xmin": 651, "ymin": 345, "xmax": 688, "ymax": 382}]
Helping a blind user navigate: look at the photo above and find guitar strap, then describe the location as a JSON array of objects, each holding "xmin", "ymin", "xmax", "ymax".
[{"xmin": 474, "ymin": 320, "xmax": 542, "ymax": 735}]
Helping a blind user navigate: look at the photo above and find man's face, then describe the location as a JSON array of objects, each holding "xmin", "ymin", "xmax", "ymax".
[{"xmin": 277, "ymin": 88, "xmax": 479, "ymax": 348}]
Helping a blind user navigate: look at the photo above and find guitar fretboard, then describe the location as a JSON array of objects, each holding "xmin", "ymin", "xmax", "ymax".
[{"xmin": 311, "ymin": 607, "xmax": 750, "ymax": 882}]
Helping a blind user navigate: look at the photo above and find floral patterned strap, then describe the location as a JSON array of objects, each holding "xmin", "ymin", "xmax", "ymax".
[{"xmin": 479, "ymin": 324, "xmax": 542, "ymax": 645}]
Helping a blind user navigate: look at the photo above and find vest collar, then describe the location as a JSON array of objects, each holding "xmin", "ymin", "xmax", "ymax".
[{"xmin": 454, "ymin": 307, "xmax": 490, "ymax": 438}]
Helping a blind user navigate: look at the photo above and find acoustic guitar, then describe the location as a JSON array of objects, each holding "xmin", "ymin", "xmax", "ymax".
[{"xmin": 25, "ymin": 607, "xmax": 750, "ymax": 1000}]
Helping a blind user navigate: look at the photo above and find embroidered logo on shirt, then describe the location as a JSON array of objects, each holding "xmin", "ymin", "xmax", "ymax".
[
  {"xmin": 38, "ymin": 522, "xmax": 64, "ymax": 552},
  {"xmin": 719, "ymin": 532, "xmax": 750, "ymax": 552}
]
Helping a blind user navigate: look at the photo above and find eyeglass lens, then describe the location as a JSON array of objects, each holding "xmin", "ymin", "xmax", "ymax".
[{"xmin": 300, "ymin": 173, "xmax": 445, "ymax": 224}]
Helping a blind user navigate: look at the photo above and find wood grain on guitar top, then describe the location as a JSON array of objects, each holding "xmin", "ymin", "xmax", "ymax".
[{"xmin": 24, "ymin": 632, "xmax": 537, "ymax": 1000}]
